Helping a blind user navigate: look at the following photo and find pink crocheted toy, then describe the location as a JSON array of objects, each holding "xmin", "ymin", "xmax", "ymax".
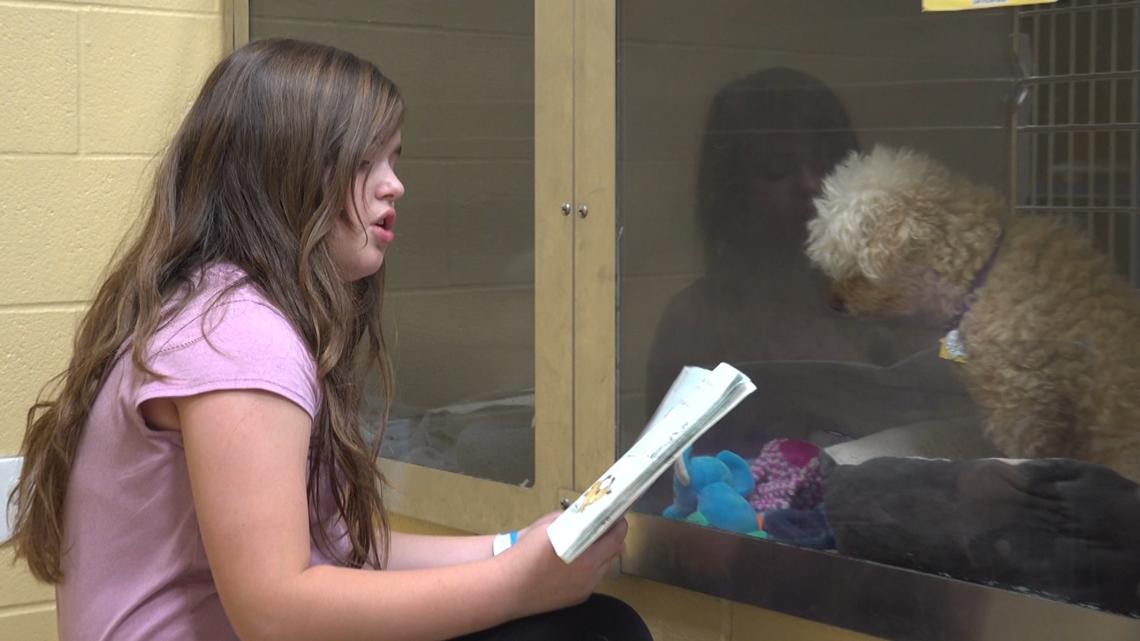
[{"xmin": 748, "ymin": 438, "xmax": 823, "ymax": 512}]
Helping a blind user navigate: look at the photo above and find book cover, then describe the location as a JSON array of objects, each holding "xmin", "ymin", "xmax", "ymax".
[{"xmin": 546, "ymin": 362, "xmax": 756, "ymax": 562}]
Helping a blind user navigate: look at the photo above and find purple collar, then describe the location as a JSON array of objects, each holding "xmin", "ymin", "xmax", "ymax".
[{"xmin": 946, "ymin": 228, "xmax": 1004, "ymax": 331}]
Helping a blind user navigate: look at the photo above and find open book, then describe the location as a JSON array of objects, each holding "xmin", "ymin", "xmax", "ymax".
[{"xmin": 546, "ymin": 363, "xmax": 756, "ymax": 563}]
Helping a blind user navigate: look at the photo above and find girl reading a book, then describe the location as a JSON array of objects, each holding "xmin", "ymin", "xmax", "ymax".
[{"xmin": 7, "ymin": 38, "xmax": 650, "ymax": 641}]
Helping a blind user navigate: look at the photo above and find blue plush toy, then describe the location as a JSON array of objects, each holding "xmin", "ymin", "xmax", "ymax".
[{"xmin": 662, "ymin": 447, "xmax": 760, "ymax": 534}]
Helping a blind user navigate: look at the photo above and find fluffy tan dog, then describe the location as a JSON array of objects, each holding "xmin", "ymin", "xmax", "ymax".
[{"xmin": 806, "ymin": 146, "xmax": 1140, "ymax": 482}]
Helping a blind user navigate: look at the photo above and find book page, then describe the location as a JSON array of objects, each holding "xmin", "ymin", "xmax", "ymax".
[{"xmin": 546, "ymin": 363, "xmax": 755, "ymax": 562}]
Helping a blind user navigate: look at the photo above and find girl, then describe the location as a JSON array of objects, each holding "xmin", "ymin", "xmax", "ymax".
[{"xmin": 7, "ymin": 38, "xmax": 651, "ymax": 641}]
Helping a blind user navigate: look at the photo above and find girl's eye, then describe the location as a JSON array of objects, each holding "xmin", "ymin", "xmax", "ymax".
[{"xmin": 758, "ymin": 154, "xmax": 795, "ymax": 181}]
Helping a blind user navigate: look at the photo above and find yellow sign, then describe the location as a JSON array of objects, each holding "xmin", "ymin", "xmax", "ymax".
[{"xmin": 923, "ymin": 0, "xmax": 1056, "ymax": 10}]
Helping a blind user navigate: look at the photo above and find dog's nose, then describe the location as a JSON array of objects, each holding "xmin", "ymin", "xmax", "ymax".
[{"xmin": 829, "ymin": 292, "xmax": 847, "ymax": 313}]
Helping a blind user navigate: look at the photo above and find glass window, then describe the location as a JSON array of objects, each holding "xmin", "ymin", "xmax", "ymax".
[
  {"xmin": 251, "ymin": 1, "xmax": 537, "ymax": 486},
  {"xmin": 620, "ymin": 0, "xmax": 1140, "ymax": 619}
]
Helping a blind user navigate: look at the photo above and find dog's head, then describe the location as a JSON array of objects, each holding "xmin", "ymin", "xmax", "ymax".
[{"xmin": 806, "ymin": 146, "xmax": 1004, "ymax": 321}]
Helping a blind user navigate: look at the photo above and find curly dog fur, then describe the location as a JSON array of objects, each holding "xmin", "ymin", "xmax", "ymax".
[{"xmin": 806, "ymin": 146, "xmax": 1140, "ymax": 482}]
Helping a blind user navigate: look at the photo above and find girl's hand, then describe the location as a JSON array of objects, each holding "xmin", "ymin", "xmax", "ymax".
[
  {"xmin": 514, "ymin": 510, "xmax": 561, "ymax": 541},
  {"xmin": 497, "ymin": 514, "xmax": 628, "ymax": 619}
]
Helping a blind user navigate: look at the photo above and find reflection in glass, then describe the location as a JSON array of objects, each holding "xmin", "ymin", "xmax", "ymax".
[
  {"xmin": 620, "ymin": 0, "xmax": 1140, "ymax": 618},
  {"xmin": 251, "ymin": 1, "xmax": 536, "ymax": 486}
]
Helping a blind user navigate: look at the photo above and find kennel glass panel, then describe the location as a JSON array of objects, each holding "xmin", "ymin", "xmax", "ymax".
[
  {"xmin": 618, "ymin": 0, "xmax": 1140, "ymax": 630},
  {"xmin": 250, "ymin": 1, "xmax": 538, "ymax": 487}
]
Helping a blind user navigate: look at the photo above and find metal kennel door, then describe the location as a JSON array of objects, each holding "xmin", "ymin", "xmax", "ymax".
[{"xmin": 1012, "ymin": 0, "xmax": 1140, "ymax": 286}]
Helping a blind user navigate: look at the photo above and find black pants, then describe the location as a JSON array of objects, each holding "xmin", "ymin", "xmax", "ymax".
[{"xmin": 451, "ymin": 594, "xmax": 653, "ymax": 641}]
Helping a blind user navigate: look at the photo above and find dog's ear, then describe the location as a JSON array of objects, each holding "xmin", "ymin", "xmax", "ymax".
[
  {"xmin": 856, "ymin": 194, "xmax": 939, "ymax": 281},
  {"xmin": 807, "ymin": 150, "xmax": 866, "ymax": 279}
]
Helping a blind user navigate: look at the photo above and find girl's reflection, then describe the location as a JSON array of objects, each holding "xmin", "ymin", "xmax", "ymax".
[{"xmin": 645, "ymin": 68, "xmax": 938, "ymax": 462}]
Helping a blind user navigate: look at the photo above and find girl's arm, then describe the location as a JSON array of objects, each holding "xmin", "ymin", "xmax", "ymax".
[
  {"xmin": 386, "ymin": 532, "xmax": 495, "ymax": 570},
  {"xmin": 387, "ymin": 512, "xmax": 562, "ymax": 570},
  {"xmin": 177, "ymin": 389, "xmax": 624, "ymax": 641}
]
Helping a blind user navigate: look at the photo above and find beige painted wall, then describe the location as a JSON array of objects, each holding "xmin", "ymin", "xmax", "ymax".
[{"xmin": 0, "ymin": 0, "xmax": 225, "ymax": 637}]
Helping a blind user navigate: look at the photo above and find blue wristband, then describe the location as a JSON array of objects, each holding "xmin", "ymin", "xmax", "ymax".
[{"xmin": 492, "ymin": 530, "xmax": 518, "ymax": 556}]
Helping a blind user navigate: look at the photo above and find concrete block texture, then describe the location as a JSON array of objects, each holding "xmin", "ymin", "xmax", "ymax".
[
  {"xmin": 80, "ymin": 9, "xmax": 223, "ymax": 154},
  {"xmin": 0, "ymin": 3, "xmax": 225, "ymax": 639},
  {"xmin": 0, "ymin": 604, "xmax": 56, "ymax": 641},
  {"xmin": 0, "ymin": 5, "xmax": 79, "ymax": 153},
  {"xmin": 0, "ymin": 550, "xmax": 53, "ymax": 611},
  {"xmin": 0, "ymin": 157, "xmax": 154, "ymax": 305},
  {"xmin": 0, "ymin": 309, "xmax": 84, "ymax": 453}
]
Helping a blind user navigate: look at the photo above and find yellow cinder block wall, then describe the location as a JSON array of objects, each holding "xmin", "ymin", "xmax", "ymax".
[
  {"xmin": 0, "ymin": 0, "xmax": 225, "ymax": 638},
  {"xmin": 1, "ymin": 3, "xmax": 877, "ymax": 640}
]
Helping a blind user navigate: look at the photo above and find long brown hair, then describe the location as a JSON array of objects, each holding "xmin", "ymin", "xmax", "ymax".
[{"xmin": 6, "ymin": 38, "xmax": 402, "ymax": 582}]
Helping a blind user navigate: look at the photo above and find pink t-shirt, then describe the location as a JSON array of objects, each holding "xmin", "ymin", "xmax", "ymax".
[{"xmin": 57, "ymin": 264, "xmax": 340, "ymax": 641}]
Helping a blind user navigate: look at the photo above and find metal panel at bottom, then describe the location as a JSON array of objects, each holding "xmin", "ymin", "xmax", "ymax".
[{"xmin": 622, "ymin": 513, "xmax": 1140, "ymax": 641}]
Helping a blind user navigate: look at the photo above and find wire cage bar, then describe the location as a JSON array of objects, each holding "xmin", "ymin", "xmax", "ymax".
[{"xmin": 1014, "ymin": 0, "xmax": 1140, "ymax": 286}]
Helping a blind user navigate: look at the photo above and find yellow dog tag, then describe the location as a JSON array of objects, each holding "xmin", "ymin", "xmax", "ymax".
[{"xmin": 939, "ymin": 329, "xmax": 968, "ymax": 363}]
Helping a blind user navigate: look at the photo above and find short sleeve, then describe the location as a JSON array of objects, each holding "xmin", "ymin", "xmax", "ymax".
[{"xmin": 136, "ymin": 294, "xmax": 320, "ymax": 420}]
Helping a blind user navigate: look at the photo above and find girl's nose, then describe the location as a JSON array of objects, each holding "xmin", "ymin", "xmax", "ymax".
[
  {"xmin": 801, "ymin": 166, "xmax": 822, "ymax": 194},
  {"xmin": 384, "ymin": 171, "xmax": 405, "ymax": 201}
]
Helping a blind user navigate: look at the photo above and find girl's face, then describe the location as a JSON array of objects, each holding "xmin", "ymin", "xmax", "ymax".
[
  {"xmin": 740, "ymin": 132, "xmax": 847, "ymax": 259},
  {"xmin": 329, "ymin": 130, "xmax": 405, "ymax": 282},
  {"xmin": 746, "ymin": 133, "xmax": 831, "ymax": 227}
]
